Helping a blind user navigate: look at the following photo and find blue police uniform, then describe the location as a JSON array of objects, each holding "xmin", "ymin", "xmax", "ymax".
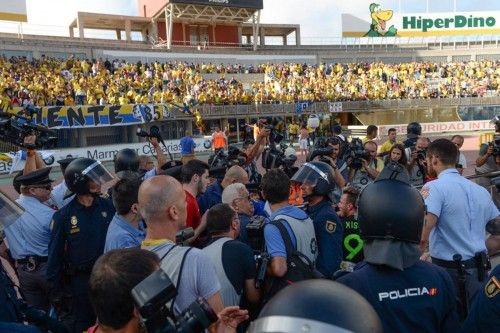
[
  {"xmin": 462, "ymin": 264, "xmax": 500, "ymax": 333},
  {"xmin": 338, "ymin": 261, "xmax": 461, "ymax": 333},
  {"xmin": 306, "ymin": 199, "xmax": 343, "ymax": 278},
  {"xmin": 424, "ymin": 168, "xmax": 499, "ymax": 306},
  {"xmin": 47, "ymin": 196, "xmax": 115, "ymax": 333},
  {"xmin": 104, "ymin": 214, "xmax": 146, "ymax": 252},
  {"xmin": 197, "ymin": 181, "xmax": 223, "ymax": 216},
  {"xmin": 4, "ymin": 168, "xmax": 55, "ymax": 311}
]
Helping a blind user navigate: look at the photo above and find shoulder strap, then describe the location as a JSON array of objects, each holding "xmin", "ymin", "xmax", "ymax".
[
  {"xmin": 270, "ymin": 220, "xmax": 294, "ymax": 262},
  {"xmin": 169, "ymin": 247, "xmax": 193, "ymax": 314},
  {"xmin": 159, "ymin": 244, "xmax": 177, "ymax": 261}
]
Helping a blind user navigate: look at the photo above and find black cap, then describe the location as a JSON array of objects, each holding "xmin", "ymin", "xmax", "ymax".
[
  {"xmin": 160, "ymin": 160, "xmax": 183, "ymax": 171},
  {"xmin": 57, "ymin": 157, "xmax": 76, "ymax": 173},
  {"xmin": 17, "ymin": 167, "xmax": 53, "ymax": 186}
]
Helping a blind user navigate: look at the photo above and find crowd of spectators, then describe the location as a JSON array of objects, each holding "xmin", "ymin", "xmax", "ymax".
[{"xmin": 1, "ymin": 56, "xmax": 499, "ymax": 110}]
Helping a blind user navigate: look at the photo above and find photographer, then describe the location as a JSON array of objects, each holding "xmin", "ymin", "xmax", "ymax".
[
  {"xmin": 405, "ymin": 137, "xmax": 430, "ymax": 187},
  {"xmin": 222, "ymin": 183, "xmax": 255, "ymax": 245},
  {"xmin": 322, "ymin": 137, "xmax": 348, "ymax": 204},
  {"xmin": 475, "ymin": 115, "xmax": 500, "ymax": 191},
  {"xmin": 348, "ymin": 141, "xmax": 383, "ymax": 190},
  {"xmin": 261, "ymin": 169, "xmax": 317, "ymax": 298},
  {"xmin": 88, "ymin": 248, "xmax": 248, "ymax": 333},
  {"xmin": 138, "ymin": 175, "xmax": 224, "ymax": 316},
  {"xmin": 451, "ymin": 135, "xmax": 467, "ymax": 175},
  {"xmin": 203, "ymin": 203, "xmax": 260, "ymax": 307}
]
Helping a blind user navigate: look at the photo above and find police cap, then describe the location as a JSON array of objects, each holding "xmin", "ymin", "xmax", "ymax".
[{"xmin": 17, "ymin": 167, "xmax": 53, "ymax": 186}]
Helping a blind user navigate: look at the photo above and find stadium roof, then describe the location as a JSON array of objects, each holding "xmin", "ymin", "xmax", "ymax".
[{"xmin": 69, "ymin": 12, "xmax": 152, "ymax": 41}]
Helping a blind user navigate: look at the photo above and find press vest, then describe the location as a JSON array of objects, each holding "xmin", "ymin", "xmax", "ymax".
[
  {"xmin": 203, "ymin": 237, "xmax": 240, "ymax": 307},
  {"xmin": 213, "ymin": 132, "xmax": 225, "ymax": 149},
  {"xmin": 273, "ymin": 213, "xmax": 317, "ymax": 264}
]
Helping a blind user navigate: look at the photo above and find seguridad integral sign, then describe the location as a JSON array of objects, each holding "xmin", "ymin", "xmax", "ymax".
[{"xmin": 342, "ymin": 2, "xmax": 500, "ymax": 37}]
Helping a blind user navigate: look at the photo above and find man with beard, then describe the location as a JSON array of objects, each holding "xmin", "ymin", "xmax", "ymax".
[
  {"xmin": 421, "ymin": 139, "xmax": 499, "ymax": 319},
  {"xmin": 181, "ymin": 160, "xmax": 210, "ymax": 245}
]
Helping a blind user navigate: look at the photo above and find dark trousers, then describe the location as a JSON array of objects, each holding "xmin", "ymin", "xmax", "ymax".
[
  {"xmin": 17, "ymin": 262, "xmax": 50, "ymax": 312},
  {"xmin": 57, "ymin": 274, "xmax": 96, "ymax": 333}
]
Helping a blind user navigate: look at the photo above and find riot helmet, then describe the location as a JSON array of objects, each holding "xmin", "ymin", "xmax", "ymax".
[
  {"xmin": 65, "ymin": 158, "xmax": 114, "ymax": 195},
  {"xmin": 291, "ymin": 161, "xmax": 335, "ymax": 197},
  {"xmin": 406, "ymin": 122, "xmax": 422, "ymax": 138},
  {"xmin": 248, "ymin": 280, "xmax": 382, "ymax": 333},
  {"xmin": 357, "ymin": 162, "xmax": 425, "ymax": 244},
  {"xmin": 114, "ymin": 148, "xmax": 139, "ymax": 174}
]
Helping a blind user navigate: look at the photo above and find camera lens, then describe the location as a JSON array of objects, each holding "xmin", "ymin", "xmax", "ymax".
[{"xmin": 176, "ymin": 298, "xmax": 218, "ymax": 333}]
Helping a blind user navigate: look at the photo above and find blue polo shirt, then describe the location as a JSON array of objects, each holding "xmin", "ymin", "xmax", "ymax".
[
  {"xmin": 197, "ymin": 181, "xmax": 223, "ymax": 216},
  {"xmin": 264, "ymin": 205, "xmax": 308, "ymax": 257},
  {"xmin": 180, "ymin": 136, "xmax": 196, "ymax": 156},
  {"xmin": 424, "ymin": 168, "xmax": 499, "ymax": 261},
  {"xmin": 104, "ymin": 214, "xmax": 146, "ymax": 252}
]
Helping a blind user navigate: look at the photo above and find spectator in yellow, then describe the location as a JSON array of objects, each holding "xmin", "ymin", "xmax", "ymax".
[
  {"xmin": 378, "ymin": 128, "xmax": 403, "ymax": 158},
  {"xmin": 362, "ymin": 125, "xmax": 378, "ymax": 144}
]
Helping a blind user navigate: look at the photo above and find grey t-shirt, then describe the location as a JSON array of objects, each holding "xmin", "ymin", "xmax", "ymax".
[{"xmin": 143, "ymin": 242, "xmax": 221, "ymax": 315}]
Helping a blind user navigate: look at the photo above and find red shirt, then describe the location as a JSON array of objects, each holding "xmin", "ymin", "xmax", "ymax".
[{"xmin": 185, "ymin": 190, "xmax": 201, "ymax": 230}]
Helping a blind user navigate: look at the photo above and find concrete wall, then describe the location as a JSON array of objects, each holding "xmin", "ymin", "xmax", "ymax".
[{"xmin": 138, "ymin": 0, "xmax": 166, "ymax": 17}]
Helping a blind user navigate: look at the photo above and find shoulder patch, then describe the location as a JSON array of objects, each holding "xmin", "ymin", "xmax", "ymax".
[
  {"xmin": 326, "ymin": 220, "xmax": 337, "ymax": 234},
  {"xmin": 485, "ymin": 276, "xmax": 499, "ymax": 298}
]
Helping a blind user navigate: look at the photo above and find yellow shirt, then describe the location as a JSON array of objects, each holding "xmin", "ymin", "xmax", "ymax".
[{"xmin": 379, "ymin": 139, "xmax": 403, "ymax": 155}]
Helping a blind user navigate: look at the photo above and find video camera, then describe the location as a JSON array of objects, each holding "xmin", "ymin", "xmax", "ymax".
[
  {"xmin": 0, "ymin": 106, "xmax": 58, "ymax": 149},
  {"xmin": 132, "ymin": 269, "xmax": 218, "ymax": 333},
  {"xmin": 175, "ymin": 227, "xmax": 194, "ymax": 246},
  {"xmin": 344, "ymin": 138, "xmax": 371, "ymax": 170},
  {"xmin": 307, "ymin": 137, "xmax": 333, "ymax": 163},
  {"xmin": 246, "ymin": 215, "xmax": 269, "ymax": 289},
  {"xmin": 208, "ymin": 145, "xmax": 245, "ymax": 169}
]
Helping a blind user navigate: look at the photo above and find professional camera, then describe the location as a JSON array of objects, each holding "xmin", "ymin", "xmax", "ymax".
[
  {"xmin": 176, "ymin": 227, "xmax": 194, "ymax": 246},
  {"xmin": 208, "ymin": 145, "xmax": 245, "ymax": 169},
  {"xmin": 265, "ymin": 124, "xmax": 284, "ymax": 146},
  {"xmin": 0, "ymin": 107, "xmax": 58, "ymax": 149},
  {"xmin": 489, "ymin": 134, "xmax": 500, "ymax": 157},
  {"xmin": 246, "ymin": 215, "xmax": 269, "ymax": 288},
  {"xmin": 262, "ymin": 141, "xmax": 296, "ymax": 171},
  {"xmin": 344, "ymin": 138, "xmax": 370, "ymax": 170},
  {"xmin": 137, "ymin": 125, "xmax": 173, "ymax": 160},
  {"xmin": 307, "ymin": 137, "xmax": 333, "ymax": 163},
  {"xmin": 132, "ymin": 269, "xmax": 218, "ymax": 333}
]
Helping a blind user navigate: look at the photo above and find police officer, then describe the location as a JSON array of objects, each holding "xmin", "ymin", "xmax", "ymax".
[
  {"xmin": 462, "ymin": 264, "xmax": 500, "ymax": 332},
  {"xmin": 420, "ymin": 139, "xmax": 499, "ymax": 319},
  {"xmin": 403, "ymin": 121, "xmax": 422, "ymax": 148},
  {"xmin": 51, "ymin": 158, "xmax": 76, "ymax": 209},
  {"xmin": 4, "ymin": 167, "xmax": 55, "ymax": 311},
  {"xmin": 248, "ymin": 280, "xmax": 382, "ymax": 333},
  {"xmin": 292, "ymin": 161, "xmax": 343, "ymax": 278},
  {"xmin": 47, "ymin": 158, "xmax": 115, "ymax": 333},
  {"xmin": 114, "ymin": 148, "xmax": 140, "ymax": 177},
  {"xmin": 337, "ymin": 162, "xmax": 461, "ymax": 333}
]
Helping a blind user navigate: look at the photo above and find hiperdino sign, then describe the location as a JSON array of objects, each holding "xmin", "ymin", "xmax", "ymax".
[
  {"xmin": 342, "ymin": 4, "xmax": 500, "ymax": 37},
  {"xmin": 403, "ymin": 15, "xmax": 496, "ymax": 32}
]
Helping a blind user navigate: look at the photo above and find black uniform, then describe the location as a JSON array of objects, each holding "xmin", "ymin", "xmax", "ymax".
[{"xmin": 46, "ymin": 196, "xmax": 114, "ymax": 333}]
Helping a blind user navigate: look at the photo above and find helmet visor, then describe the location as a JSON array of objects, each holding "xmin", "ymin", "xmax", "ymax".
[
  {"xmin": 291, "ymin": 163, "xmax": 328, "ymax": 187},
  {"xmin": 81, "ymin": 161, "xmax": 114, "ymax": 186},
  {"xmin": 0, "ymin": 191, "xmax": 24, "ymax": 232}
]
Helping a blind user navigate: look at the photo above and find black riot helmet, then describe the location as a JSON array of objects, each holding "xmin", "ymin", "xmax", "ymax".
[
  {"xmin": 291, "ymin": 161, "xmax": 335, "ymax": 197},
  {"xmin": 114, "ymin": 148, "xmax": 139, "ymax": 174},
  {"xmin": 248, "ymin": 280, "xmax": 382, "ymax": 333},
  {"xmin": 64, "ymin": 158, "xmax": 114, "ymax": 195},
  {"xmin": 406, "ymin": 122, "xmax": 422, "ymax": 138},
  {"xmin": 357, "ymin": 162, "xmax": 425, "ymax": 244}
]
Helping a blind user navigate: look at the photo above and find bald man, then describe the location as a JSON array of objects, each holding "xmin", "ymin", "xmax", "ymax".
[
  {"xmin": 198, "ymin": 166, "xmax": 249, "ymax": 216},
  {"xmin": 139, "ymin": 175, "xmax": 224, "ymax": 316}
]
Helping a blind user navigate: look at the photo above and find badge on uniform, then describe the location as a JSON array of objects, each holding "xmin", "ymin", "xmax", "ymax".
[
  {"xmin": 484, "ymin": 276, "xmax": 499, "ymax": 298},
  {"xmin": 70, "ymin": 216, "xmax": 80, "ymax": 234},
  {"xmin": 326, "ymin": 220, "xmax": 337, "ymax": 233}
]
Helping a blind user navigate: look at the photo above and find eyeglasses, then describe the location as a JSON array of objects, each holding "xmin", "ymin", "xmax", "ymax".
[{"xmin": 234, "ymin": 195, "xmax": 251, "ymax": 202}]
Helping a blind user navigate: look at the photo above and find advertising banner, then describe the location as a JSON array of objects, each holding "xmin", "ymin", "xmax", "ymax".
[
  {"xmin": 0, "ymin": 138, "xmax": 212, "ymax": 174},
  {"xmin": 342, "ymin": 3, "xmax": 500, "ymax": 37},
  {"xmin": 0, "ymin": 0, "xmax": 27, "ymax": 22}
]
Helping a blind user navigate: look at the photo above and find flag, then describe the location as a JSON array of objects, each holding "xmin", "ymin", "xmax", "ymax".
[{"xmin": 296, "ymin": 101, "xmax": 313, "ymax": 114}]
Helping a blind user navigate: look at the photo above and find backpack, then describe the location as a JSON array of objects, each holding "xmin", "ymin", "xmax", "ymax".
[{"xmin": 264, "ymin": 219, "xmax": 316, "ymax": 302}]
